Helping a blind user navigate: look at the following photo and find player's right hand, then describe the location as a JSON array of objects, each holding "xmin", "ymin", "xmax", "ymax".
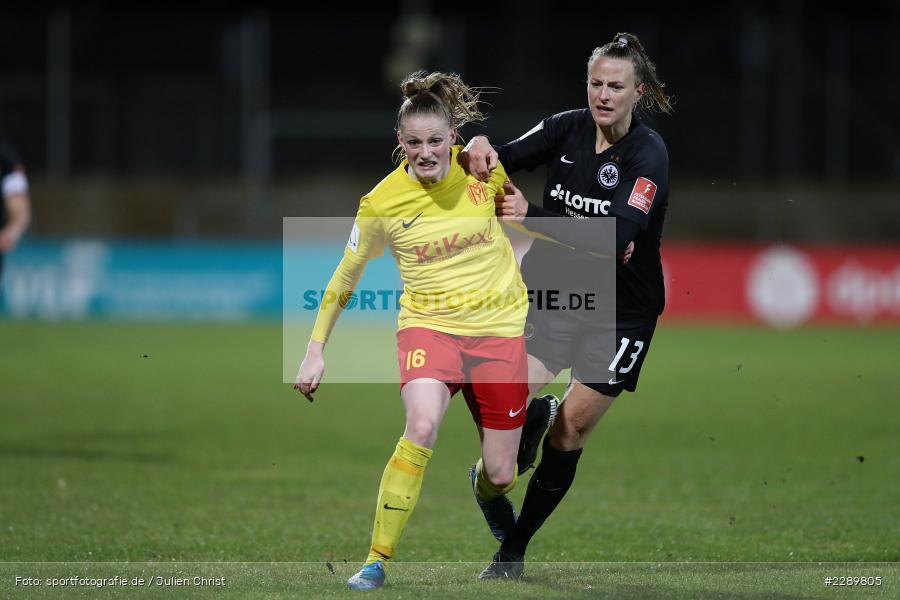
[
  {"xmin": 459, "ymin": 135, "xmax": 497, "ymax": 182},
  {"xmin": 294, "ymin": 352, "xmax": 325, "ymax": 402}
]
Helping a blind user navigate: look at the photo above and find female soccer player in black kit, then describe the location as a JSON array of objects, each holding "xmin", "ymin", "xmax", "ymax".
[
  {"xmin": 0, "ymin": 140, "xmax": 31, "ymax": 282},
  {"xmin": 461, "ymin": 32, "xmax": 673, "ymax": 579}
]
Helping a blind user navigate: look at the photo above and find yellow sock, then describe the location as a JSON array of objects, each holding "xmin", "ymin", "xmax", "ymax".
[
  {"xmin": 474, "ymin": 457, "xmax": 517, "ymax": 501},
  {"xmin": 365, "ymin": 437, "xmax": 433, "ymax": 565}
]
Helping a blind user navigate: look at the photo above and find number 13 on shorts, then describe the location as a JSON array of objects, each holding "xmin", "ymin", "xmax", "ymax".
[
  {"xmin": 405, "ymin": 348, "xmax": 427, "ymax": 370},
  {"xmin": 608, "ymin": 337, "xmax": 644, "ymax": 374}
]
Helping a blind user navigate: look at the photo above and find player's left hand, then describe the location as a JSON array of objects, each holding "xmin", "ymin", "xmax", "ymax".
[
  {"xmin": 494, "ymin": 180, "xmax": 529, "ymax": 223},
  {"xmin": 620, "ymin": 241, "xmax": 634, "ymax": 264}
]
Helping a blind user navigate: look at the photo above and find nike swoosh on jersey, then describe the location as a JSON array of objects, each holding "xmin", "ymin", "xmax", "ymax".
[
  {"xmin": 401, "ymin": 212, "xmax": 424, "ymax": 228},
  {"xmin": 508, "ymin": 404, "xmax": 525, "ymax": 418},
  {"xmin": 608, "ymin": 377, "xmax": 624, "ymax": 385},
  {"xmin": 560, "ymin": 155, "xmax": 575, "ymax": 164},
  {"xmin": 383, "ymin": 503, "xmax": 409, "ymax": 511}
]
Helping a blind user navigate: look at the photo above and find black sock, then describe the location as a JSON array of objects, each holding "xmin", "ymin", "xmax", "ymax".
[{"xmin": 502, "ymin": 436, "xmax": 582, "ymax": 557}]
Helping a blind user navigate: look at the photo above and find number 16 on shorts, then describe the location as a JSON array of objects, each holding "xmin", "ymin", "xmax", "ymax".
[{"xmin": 405, "ymin": 348, "xmax": 427, "ymax": 370}]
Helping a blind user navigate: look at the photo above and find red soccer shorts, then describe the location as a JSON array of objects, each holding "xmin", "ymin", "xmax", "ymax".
[{"xmin": 396, "ymin": 327, "xmax": 528, "ymax": 430}]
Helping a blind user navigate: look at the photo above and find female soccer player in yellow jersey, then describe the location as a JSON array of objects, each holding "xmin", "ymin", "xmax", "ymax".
[{"xmin": 293, "ymin": 71, "xmax": 531, "ymax": 590}]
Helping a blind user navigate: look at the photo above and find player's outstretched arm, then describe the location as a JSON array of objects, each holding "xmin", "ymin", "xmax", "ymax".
[
  {"xmin": 294, "ymin": 340, "xmax": 325, "ymax": 402},
  {"xmin": 293, "ymin": 250, "xmax": 370, "ymax": 402},
  {"xmin": 495, "ymin": 180, "xmax": 635, "ymax": 263}
]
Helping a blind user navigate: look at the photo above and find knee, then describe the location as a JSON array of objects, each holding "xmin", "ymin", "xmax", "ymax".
[
  {"xmin": 405, "ymin": 418, "xmax": 438, "ymax": 447},
  {"xmin": 547, "ymin": 385, "xmax": 611, "ymax": 451},
  {"xmin": 548, "ymin": 418, "xmax": 589, "ymax": 451},
  {"xmin": 482, "ymin": 459, "xmax": 516, "ymax": 489}
]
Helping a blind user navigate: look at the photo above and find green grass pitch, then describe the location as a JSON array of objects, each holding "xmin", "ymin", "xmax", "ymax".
[{"xmin": 1, "ymin": 320, "xmax": 897, "ymax": 598}]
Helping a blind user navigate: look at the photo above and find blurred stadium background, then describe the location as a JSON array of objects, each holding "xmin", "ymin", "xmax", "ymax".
[
  {"xmin": 1, "ymin": 3, "xmax": 898, "ymax": 597},
  {"xmin": 2, "ymin": 3, "xmax": 899, "ymax": 323}
]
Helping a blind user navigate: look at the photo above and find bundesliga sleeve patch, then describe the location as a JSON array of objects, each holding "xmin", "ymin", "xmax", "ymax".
[{"xmin": 627, "ymin": 177, "xmax": 657, "ymax": 214}]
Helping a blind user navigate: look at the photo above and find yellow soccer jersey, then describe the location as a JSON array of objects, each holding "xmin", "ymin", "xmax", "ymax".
[{"xmin": 311, "ymin": 146, "xmax": 527, "ymax": 343}]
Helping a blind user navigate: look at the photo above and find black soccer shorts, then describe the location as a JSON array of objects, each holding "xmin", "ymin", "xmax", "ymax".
[{"xmin": 525, "ymin": 303, "xmax": 658, "ymax": 398}]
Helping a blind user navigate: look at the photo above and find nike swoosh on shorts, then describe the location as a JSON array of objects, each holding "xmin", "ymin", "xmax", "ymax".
[{"xmin": 508, "ymin": 405, "xmax": 525, "ymax": 418}]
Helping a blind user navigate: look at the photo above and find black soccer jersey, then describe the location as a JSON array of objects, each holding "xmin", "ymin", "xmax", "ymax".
[{"xmin": 497, "ymin": 109, "xmax": 668, "ymax": 319}]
